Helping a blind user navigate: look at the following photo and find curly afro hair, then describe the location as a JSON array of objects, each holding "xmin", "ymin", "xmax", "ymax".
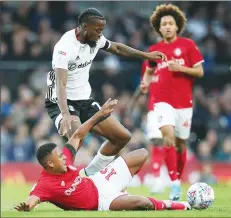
[{"xmin": 150, "ymin": 4, "xmax": 187, "ymax": 36}]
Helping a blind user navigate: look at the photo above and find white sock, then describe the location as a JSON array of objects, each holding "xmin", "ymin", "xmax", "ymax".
[{"xmin": 85, "ymin": 150, "xmax": 115, "ymax": 176}]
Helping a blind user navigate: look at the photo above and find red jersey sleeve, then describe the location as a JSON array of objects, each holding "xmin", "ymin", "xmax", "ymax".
[
  {"xmin": 29, "ymin": 182, "xmax": 53, "ymax": 202},
  {"xmin": 187, "ymin": 39, "xmax": 204, "ymax": 67},
  {"xmin": 62, "ymin": 144, "xmax": 77, "ymax": 165},
  {"xmin": 147, "ymin": 46, "xmax": 157, "ymax": 68}
]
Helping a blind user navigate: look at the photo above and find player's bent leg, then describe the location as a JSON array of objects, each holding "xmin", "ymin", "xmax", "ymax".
[
  {"xmin": 109, "ymin": 195, "xmax": 191, "ymax": 211},
  {"xmin": 91, "ymin": 115, "xmax": 131, "ymax": 155},
  {"xmin": 120, "ymin": 148, "xmax": 149, "ymax": 176},
  {"xmin": 90, "ymin": 149, "xmax": 148, "ymax": 199},
  {"xmin": 171, "ymin": 107, "xmax": 192, "ymax": 199},
  {"xmin": 83, "ymin": 116, "xmax": 131, "ymax": 176}
]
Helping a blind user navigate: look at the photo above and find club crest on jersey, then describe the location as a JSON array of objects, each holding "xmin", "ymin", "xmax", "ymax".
[{"xmin": 174, "ymin": 48, "xmax": 182, "ymax": 56}]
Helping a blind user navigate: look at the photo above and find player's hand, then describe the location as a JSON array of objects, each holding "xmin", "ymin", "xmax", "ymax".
[
  {"xmin": 147, "ymin": 51, "xmax": 167, "ymax": 61},
  {"xmin": 14, "ymin": 202, "xmax": 31, "ymax": 212},
  {"xmin": 59, "ymin": 114, "xmax": 79, "ymax": 136},
  {"xmin": 168, "ymin": 60, "xmax": 182, "ymax": 72},
  {"xmin": 140, "ymin": 80, "xmax": 149, "ymax": 93},
  {"xmin": 99, "ymin": 98, "xmax": 118, "ymax": 117}
]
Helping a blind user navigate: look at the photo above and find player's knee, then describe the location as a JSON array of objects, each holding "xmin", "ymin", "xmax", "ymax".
[
  {"xmin": 139, "ymin": 148, "xmax": 149, "ymax": 162},
  {"xmin": 162, "ymin": 134, "xmax": 175, "ymax": 146},
  {"xmin": 117, "ymin": 129, "xmax": 131, "ymax": 145},
  {"xmin": 160, "ymin": 126, "xmax": 175, "ymax": 146}
]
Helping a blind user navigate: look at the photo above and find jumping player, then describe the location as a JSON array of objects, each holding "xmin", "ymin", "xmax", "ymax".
[
  {"xmin": 15, "ymin": 99, "xmax": 191, "ymax": 212},
  {"xmin": 141, "ymin": 4, "xmax": 204, "ymax": 200},
  {"xmin": 140, "ymin": 60, "xmax": 165, "ymax": 194},
  {"xmin": 45, "ymin": 8, "xmax": 166, "ymax": 178}
]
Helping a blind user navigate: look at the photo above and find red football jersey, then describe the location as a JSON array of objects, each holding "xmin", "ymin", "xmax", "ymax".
[
  {"xmin": 147, "ymin": 37, "xmax": 204, "ymax": 108},
  {"xmin": 141, "ymin": 60, "xmax": 159, "ymax": 111},
  {"xmin": 30, "ymin": 147, "xmax": 98, "ymax": 210}
]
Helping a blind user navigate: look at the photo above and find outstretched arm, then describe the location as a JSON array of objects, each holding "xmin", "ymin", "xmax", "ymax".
[
  {"xmin": 106, "ymin": 42, "xmax": 167, "ymax": 61},
  {"xmin": 67, "ymin": 98, "xmax": 118, "ymax": 151},
  {"xmin": 14, "ymin": 195, "xmax": 40, "ymax": 212}
]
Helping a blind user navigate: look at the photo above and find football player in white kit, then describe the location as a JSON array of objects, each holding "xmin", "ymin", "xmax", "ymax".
[{"xmin": 45, "ymin": 8, "xmax": 166, "ymax": 177}]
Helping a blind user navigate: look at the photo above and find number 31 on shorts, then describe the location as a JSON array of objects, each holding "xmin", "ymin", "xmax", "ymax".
[{"xmin": 100, "ymin": 167, "xmax": 117, "ymax": 181}]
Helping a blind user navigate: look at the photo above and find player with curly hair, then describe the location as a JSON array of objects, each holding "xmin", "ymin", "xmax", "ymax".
[{"xmin": 140, "ymin": 4, "xmax": 204, "ymax": 200}]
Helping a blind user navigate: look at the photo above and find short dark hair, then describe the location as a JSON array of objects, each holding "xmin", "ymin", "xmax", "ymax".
[
  {"xmin": 150, "ymin": 4, "xmax": 187, "ymax": 36},
  {"xmin": 36, "ymin": 143, "xmax": 57, "ymax": 167},
  {"xmin": 78, "ymin": 8, "xmax": 105, "ymax": 25}
]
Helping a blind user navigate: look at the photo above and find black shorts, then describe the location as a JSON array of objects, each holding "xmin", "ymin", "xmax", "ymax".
[{"xmin": 45, "ymin": 98, "xmax": 108, "ymax": 130}]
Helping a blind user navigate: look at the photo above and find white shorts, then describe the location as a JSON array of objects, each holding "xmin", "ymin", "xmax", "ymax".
[
  {"xmin": 154, "ymin": 102, "xmax": 193, "ymax": 139},
  {"xmin": 90, "ymin": 157, "xmax": 132, "ymax": 211},
  {"xmin": 146, "ymin": 111, "xmax": 162, "ymax": 139}
]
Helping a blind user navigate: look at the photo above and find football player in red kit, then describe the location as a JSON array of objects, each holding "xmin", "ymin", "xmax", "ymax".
[
  {"xmin": 141, "ymin": 60, "xmax": 165, "ymax": 194},
  {"xmin": 141, "ymin": 4, "xmax": 204, "ymax": 200},
  {"xmin": 15, "ymin": 99, "xmax": 190, "ymax": 212}
]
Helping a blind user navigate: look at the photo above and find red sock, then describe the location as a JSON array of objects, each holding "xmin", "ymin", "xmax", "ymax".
[
  {"xmin": 151, "ymin": 146, "xmax": 164, "ymax": 177},
  {"xmin": 147, "ymin": 197, "xmax": 166, "ymax": 210},
  {"xmin": 176, "ymin": 148, "xmax": 187, "ymax": 180},
  {"xmin": 164, "ymin": 146, "xmax": 178, "ymax": 181}
]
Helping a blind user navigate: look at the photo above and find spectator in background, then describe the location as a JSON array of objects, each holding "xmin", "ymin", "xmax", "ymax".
[
  {"xmin": 205, "ymin": 129, "xmax": 219, "ymax": 154},
  {"xmin": 1, "ymin": 86, "xmax": 12, "ymax": 117},
  {"xmin": 1, "ymin": 116, "xmax": 15, "ymax": 163},
  {"xmin": 199, "ymin": 163, "xmax": 217, "ymax": 185},
  {"xmin": 216, "ymin": 136, "xmax": 231, "ymax": 162},
  {"xmin": 10, "ymin": 124, "xmax": 34, "ymax": 161},
  {"xmin": 197, "ymin": 140, "xmax": 213, "ymax": 162},
  {"xmin": 186, "ymin": 7, "xmax": 208, "ymax": 42},
  {"xmin": 202, "ymin": 38, "xmax": 216, "ymax": 75}
]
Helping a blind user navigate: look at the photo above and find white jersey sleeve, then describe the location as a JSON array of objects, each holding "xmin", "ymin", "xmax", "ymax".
[
  {"xmin": 52, "ymin": 43, "xmax": 71, "ymax": 70},
  {"xmin": 98, "ymin": 35, "xmax": 111, "ymax": 50}
]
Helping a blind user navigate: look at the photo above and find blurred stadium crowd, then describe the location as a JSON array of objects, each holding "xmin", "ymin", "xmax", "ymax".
[{"xmin": 1, "ymin": 1, "xmax": 231, "ymax": 164}]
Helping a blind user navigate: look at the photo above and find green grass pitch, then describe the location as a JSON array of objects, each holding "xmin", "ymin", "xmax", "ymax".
[{"xmin": 1, "ymin": 183, "xmax": 231, "ymax": 217}]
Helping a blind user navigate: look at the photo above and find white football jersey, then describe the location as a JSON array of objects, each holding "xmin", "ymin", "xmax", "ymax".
[{"xmin": 46, "ymin": 29, "xmax": 111, "ymax": 102}]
